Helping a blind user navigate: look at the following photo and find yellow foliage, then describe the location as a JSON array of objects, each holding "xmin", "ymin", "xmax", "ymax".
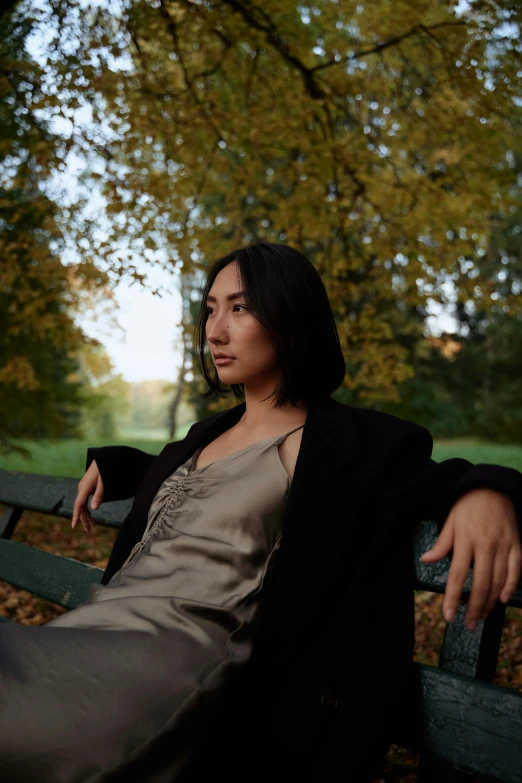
[
  {"xmin": 5, "ymin": 0, "xmax": 521, "ymax": 405},
  {"xmin": 0, "ymin": 356, "xmax": 41, "ymax": 391}
]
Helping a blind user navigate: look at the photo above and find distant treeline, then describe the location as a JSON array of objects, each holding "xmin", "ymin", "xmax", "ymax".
[{"xmin": 363, "ymin": 311, "xmax": 522, "ymax": 443}]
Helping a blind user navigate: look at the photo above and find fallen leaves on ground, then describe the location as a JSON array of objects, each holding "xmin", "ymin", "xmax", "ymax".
[{"xmin": 0, "ymin": 507, "xmax": 117, "ymax": 625}]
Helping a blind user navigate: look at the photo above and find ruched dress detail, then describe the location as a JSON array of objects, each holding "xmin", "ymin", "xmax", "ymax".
[{"xmin": 0, "ymin": 424, "xmax": 304, "ymax": 783}]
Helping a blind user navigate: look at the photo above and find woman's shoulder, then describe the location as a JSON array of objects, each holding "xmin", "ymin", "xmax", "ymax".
[
  {"xmin": 348, "ymin": 403, "xmax": 433, "ymax": 450},
  {"xmin": 352, "ymin": 404, "xmax": 429, "ymax": 430}
]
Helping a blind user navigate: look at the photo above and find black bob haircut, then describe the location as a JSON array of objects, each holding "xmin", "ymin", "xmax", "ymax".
[{"xmin": 194, "ymin": 242, "xmax": 346, "ymax": 408}]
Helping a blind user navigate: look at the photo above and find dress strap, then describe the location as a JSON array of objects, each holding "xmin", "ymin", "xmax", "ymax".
[{"xmin": 276, "ymin": 423, "xmax": 305, "ymax": 441}]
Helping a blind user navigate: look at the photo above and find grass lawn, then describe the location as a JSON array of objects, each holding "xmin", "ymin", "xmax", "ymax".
[
  {"xmin": 1, "ymin": 430, "xmax": 521, "ymax": 478},
  {"xmin": 0, "ymin": 423, "xmax": 194, "ymax": 478},
  {"xmin": 431, "ymin": 438, "xmax": 522, "ymax": 472}
]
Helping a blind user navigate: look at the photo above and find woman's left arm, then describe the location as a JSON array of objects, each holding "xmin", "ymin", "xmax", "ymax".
[
  {"xmin": 421, "ymin": 466, "xmax": 521, "ymax": 631},
  {"xmin": 390, "ymin": 429, "xmax": 522, "ymax": 631}
]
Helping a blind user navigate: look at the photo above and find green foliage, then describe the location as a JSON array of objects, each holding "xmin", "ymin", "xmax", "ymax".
[{"xmin": 379, "ymin": 312, "xmax": 522, "ymax": 444}]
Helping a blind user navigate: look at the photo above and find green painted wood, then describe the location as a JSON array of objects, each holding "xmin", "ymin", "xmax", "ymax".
[
  {"xmin": 414, "ymin": 663, "xmax": 522, "ymax": 783},
  {"xmin": 0, "ymin": 469, "xmax": 131, "ymax": 528},
  {"xmin": 0, "ymin": 538, "xmax": 104, "ymax": 609},
  {"xmin": 417, "ymin": 600, "xmax": 508, "ymax": 783},
  {"xmin": 1, "ymin": 471, "xmax": 521, "ymax": 605},
  {"xmin": 0, "ymin": 505, "xmax": 22, "ymax": 538},
  {"xmin": 413, "ymin": 521, "xmax": 522, "ymax": 607},
  {"xmin": 438, "ymin": 599, "xmax": 506, "ymax": 682}
]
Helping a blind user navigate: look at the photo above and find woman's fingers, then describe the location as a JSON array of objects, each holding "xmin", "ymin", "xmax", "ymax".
[
  {"xmin": 90, "ymin": 474, "xmax": 104, "ymax": 511},
  {"xmin": 421, "ymin": 515, "xmax": 454, "ymax": 563},
  {"xmin": 72, "ymin": 463, "xmax": 103, "ymax": 533},
  {"xmin": 80, "ymin": 506, "xmax": 95, "ymax": 534},
  {"xmin": 500, "ymin": 544, "xmax": 522, "ymax": 603},
  {"xmin": 76, "ymin": 505, "xmax": 89, "ymax": 534},
  {"xmin": 72, "ymin": 483, "xmax": 91, "ymax": 529},
  {"xmin": 480, "ymin": 546, "xmax": 507, "ymax": 620},
  {"xmin": 443, "ymin": 544, "xmax": 519, "ymax": 626},
  {"xmin": 72, "ymin": 485, "xmax": 98, "ymax": 533},
  {"xmin": 466, "ymin": 548, "xmax": 494, "ymax": 630},
  {"xmin": 443, "ymin": 540, "xmax": 472, "ymax": 623}
]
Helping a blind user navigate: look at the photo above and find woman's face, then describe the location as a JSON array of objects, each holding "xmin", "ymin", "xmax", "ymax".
[{"xmin": 205, "ymin": 260, "xmax": 280, "ymax": 391}]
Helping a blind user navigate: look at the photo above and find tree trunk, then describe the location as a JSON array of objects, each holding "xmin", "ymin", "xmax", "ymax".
[{"xmin": 168, "ymin": 361, "xmax": 186, "ymax": 441}]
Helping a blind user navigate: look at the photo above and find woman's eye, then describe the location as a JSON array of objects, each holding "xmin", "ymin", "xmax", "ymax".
[{"xmin": 205, "ymin": 304, "xmax": 248, "ymax": 314}]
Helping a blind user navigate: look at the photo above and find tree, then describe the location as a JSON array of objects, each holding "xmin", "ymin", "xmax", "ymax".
[
  {"xmin": 5, "ymin": 0, "xmax": 522, "ymax": 417},
  {"xmin": 81, "ymin": 0, "xmax": 522, "ymax": 402},
  {"xmin": 74, "ymin": 339, "xmax": 132, "ymax": 440},
  {"xmin": 0, "ymin": 1, "xmax": 114, "ymax": 453}
]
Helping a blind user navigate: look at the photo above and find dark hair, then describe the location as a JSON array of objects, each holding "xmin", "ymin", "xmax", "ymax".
[{"xmin": 194, "ymin": 242, "xmax": 346, "ymax": 408}]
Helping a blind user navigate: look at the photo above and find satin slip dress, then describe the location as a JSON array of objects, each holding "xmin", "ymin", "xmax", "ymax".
[{"xmin": 0, "ymin": 423, "xmax": 304, "ymax": 783}]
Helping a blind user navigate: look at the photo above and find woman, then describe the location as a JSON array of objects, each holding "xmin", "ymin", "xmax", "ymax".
[{"xmin": 0, "ymin": 242, "xmax": 520, "ymax": 783}]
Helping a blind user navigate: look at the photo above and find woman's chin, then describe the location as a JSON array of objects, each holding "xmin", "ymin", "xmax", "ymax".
[{"xmin": 216, "ymin": 367, "xmax": 242, "ymax": 382}]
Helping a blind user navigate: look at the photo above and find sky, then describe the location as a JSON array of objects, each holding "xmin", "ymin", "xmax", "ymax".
[{"xmin": 78, "ymin": 264, "xmax": 185, "ymax": 384}]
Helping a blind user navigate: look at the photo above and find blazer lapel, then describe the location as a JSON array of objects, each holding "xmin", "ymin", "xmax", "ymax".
[
  {"xmin": 282, "ymin": 394, "xmax": 361, "ymax": 544},
  {"xmin": 248, "ymin": 395, "xmax": 365, "ymax": 669}
]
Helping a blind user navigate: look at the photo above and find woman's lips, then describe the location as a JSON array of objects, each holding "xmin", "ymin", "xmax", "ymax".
[{"xmin": 215, "ymin": 357, "xmax": 234, "ymax": 365}]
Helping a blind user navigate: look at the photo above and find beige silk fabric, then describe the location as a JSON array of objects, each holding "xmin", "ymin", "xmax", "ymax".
[{"xmin": 48, "ymin": 423, "xmax": 304, "ymax": 642}]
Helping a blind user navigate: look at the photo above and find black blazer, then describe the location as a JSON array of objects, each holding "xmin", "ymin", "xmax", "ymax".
[{"xmin": 86, "ymin": 395, "xmax": 522, "ymax": 782}]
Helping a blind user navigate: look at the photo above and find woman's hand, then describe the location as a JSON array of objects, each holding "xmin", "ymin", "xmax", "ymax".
[
  {"xmin": 420, "ymin": 488, "xmax": 521, "ymax": 631},
  {"xmin": 72, "ymin": 459, "xmax": 104, "ymax": 534}
]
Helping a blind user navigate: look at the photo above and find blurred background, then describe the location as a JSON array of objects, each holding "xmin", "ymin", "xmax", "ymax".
[
  {"xmin": 1, "ymin": 0, "xmax": 521, "ymax": 776},
  {"xmin": 2, "ymin": 0, "xmax": 522, "ymax": 472}
]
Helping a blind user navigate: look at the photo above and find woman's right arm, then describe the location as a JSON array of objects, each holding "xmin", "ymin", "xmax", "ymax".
[
  {"xmin": 73, "ymin": 423, "xmax": 201, "ymax": 533},
  {"xmin": 71, "ymin": 446, "xmax": 158, "ymax": 533},
  {"xmin": 84, "ymin": 445, "xmax": 157, "ymax": 503}
]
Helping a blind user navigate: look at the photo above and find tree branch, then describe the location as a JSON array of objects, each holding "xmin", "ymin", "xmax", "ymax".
[
  {"xmin": 220, "ymin": 0, "xmax": 326, "ymax": 99},
  {"xmin": 310, "ymin": 20, "xmax": 468, "ymax": 73}
]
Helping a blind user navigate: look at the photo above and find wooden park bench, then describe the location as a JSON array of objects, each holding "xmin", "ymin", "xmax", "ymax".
[{"xmin": 0, "ymin": 467, "xmax": 521, "ymax": 782}]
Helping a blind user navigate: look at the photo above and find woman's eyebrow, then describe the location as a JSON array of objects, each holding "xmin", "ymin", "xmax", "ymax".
[{"xmin": 206, "ymin": 291, "xmax": 247, "ymax": 303}]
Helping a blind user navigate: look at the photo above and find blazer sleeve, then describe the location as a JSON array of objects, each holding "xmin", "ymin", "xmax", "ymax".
[
  {"xmin": 84, "ymin": 446, "xmax": 158, "ymax": 503},
  {"xmin": 389, "ymin": 427, "xmax": 522, "ymax": 531}
]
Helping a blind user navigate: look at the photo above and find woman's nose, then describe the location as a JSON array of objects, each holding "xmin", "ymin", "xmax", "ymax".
[{"xmin": 206, "ymin": 312, "xmax": 229, "ymax": 341}]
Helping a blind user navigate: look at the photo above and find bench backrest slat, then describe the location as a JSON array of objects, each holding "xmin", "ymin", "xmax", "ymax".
[
  {"xmin": 0, "ymin": 538, "xmax": 103, "ymax": 609},
  {"xmin": 2, "ymin": 470, "xmax": 521, "ymax": 600},
  {"xmin": 415, "ymin": 663, "xmax": 522, "ymax": 783},
  {"xmin": 0, "ymin": 469, "xmax": 131, "ymax": 528},
  {"xmin": 438, "ymin": 600, "xmax": 506, "ymax": 681}
]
